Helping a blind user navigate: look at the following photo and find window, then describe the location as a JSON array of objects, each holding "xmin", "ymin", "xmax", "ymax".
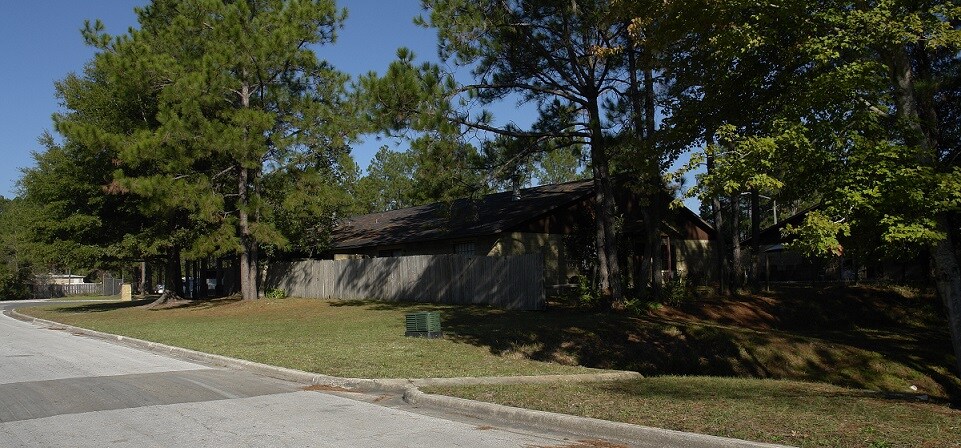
[{"xmin": 454, "ymin": 242, "xmax": 476, "ymax": 257}]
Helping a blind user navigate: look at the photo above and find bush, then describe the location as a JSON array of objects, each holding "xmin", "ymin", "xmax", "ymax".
[
  {"xmin": 265, "ymin": 288, "xmax": 287, "ymax": 300},
  {"xmin": 0, "ymin": 267, "xmax": 32, "ymax": 301},
  {"xmin": 659, "ymin": 275, "xmax": 694, "ymax": 306},
  {"xmin": 576, "ymin": 275, "xmax": 602, "ymax": 307}
]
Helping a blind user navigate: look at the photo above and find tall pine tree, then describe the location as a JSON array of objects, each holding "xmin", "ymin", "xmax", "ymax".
[{"xmin": 76, "ymin": 0, "xmax": 353, "ymax": 300}]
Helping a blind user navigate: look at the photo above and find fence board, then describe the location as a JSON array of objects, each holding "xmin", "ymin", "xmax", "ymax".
[{"xmin": 265, "ymin": 254, "xmax": 545, "ymax": 310}]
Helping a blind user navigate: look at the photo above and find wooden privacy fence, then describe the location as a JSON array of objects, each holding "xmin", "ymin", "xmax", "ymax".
[{"xmin": 265, "ymin": 254, "xmax": 546, "ymax": 310}]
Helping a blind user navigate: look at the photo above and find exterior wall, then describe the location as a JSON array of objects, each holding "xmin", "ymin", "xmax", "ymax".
[
  {"xmin": 488, "ymin": 232, "xmax": 573, "ymax": 286},
  {"xmin": 48, "ymin": 275, "xmax": 85, "ymax": 285},
  {"xmin": 674, "ymin": 239, "xmax": 718, "ymax": 283}
]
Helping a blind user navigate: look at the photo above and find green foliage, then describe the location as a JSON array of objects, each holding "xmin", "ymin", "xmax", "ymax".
[
  {"xmin": 264, "ymin": 288, "xmax": 287, "ymax": 300},
  {"xmin": 353, "ymin": 138, "xmax": 488, "ymax": 214},
  {"xmin": 658, "ymin": 275, "xmax": 693, "ymax": 307},
  {"xmin": 44, "ymin": 0, "xmax": 360, "ymax": 297},
  {"xmin": 784, "ymin": 211, "xmax": 851, "ymax": 258},
  {"xmin": 576, "ymin": 275, "xmax": 602, "ymax": 307},
  {"xmin": 533, "ymin": 146, "xmax": 590, "ymax": 185},
  {"xmin": 669, "ymin": 0, "xmax": 961, "ymax": 263},
  {"xmin": 0, "ymin": 198, "xmax": 33, "ymax": 300},
  {"xmin": 354, "ymin": 146, "xmax": 417, "ymax": 213},
  {"xmin": 17, "ymin": 134, "xmax": 137, "ymax": 270}
]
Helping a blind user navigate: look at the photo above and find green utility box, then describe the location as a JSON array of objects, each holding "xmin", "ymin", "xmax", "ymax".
[{"xmin": 405, "ymin": 311, "xmax": 443, "ymax": 339}]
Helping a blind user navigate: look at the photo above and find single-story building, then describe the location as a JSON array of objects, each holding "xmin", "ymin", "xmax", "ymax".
[
  {"xmin": 328, "ymin": 179, "xmax": 717, "ymax": 287},
  {"xmin": 45, "ymin": 274, "xmax": 86, "ymax": 285},
  {"xmin": 742, "ymin": 210, "xmax": 928, "ymax": 283}
]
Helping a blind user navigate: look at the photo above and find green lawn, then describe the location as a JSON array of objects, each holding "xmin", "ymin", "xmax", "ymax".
[
  {"xmin": 426, "ymin": 376, "xmax": 961, "ymax": 448},
  {"xmin": 21, "ymin": 298, "xmax": 594, "ymax": 378}
]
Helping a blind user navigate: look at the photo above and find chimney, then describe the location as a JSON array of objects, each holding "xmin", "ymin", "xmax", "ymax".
[{"xmin": 512, "ymin": 175, "xmax": 522, "ymax": 201}]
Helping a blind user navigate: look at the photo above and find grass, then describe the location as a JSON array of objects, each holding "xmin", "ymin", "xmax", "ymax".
[
  {"xmin": 20, "ymin": 298, "xmax": 594, "ymax": 378},
  {"xmin": 425, "ymin": 376, "xmax": 961, "ymax": 448}
]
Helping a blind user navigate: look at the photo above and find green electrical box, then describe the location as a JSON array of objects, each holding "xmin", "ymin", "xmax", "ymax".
[{"xmin": 405, "ymin": 311, "xmax": 443, "ymax": 338}]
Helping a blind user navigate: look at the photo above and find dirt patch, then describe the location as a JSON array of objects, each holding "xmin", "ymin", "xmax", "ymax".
[
  {"xmin": 650, "ymin": 284, "xmax": 940, "ymax": 333},
  {"xmin": 525, "ymin": 440, "xmax": 628, "ymax": 448},
  {"xmin": 654, "ymin": 295, "xmax": 781, "ymax": 330},
  {"xmin": 303, "ymin": 384, "xmax": 353, "ymax": 392}
]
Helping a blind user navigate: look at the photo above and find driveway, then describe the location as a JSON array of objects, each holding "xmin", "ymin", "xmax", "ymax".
[{"xmin": 0, "ymin": 300, "xmax": 591, "ymax": 448}]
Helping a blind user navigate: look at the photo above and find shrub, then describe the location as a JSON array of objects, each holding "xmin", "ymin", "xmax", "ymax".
[
  {"xmin": 659, "ymin": 275, "xmax": 694, "ymax": 306},
  {"xmin": 265, "ymin": 288, "xmax": 287, "ymax": 300}
]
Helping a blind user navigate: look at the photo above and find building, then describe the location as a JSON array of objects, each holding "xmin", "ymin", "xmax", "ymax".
[{"xmin": 328, "ymin": 180, "xmax": 717, "ymax": 287}]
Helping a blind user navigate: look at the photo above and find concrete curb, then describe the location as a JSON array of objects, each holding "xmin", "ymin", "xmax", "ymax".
[{"xmin": 6, "ymin": 308, "xmax": 792, "ymax": 448}]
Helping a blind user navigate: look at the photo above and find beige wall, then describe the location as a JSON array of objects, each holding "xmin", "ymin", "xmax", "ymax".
[
  {"xmin": 489, "ymin": 232, "xmax": 573, "ymax": 285},
  {"xmin": 674, "ymin": 239, "xmax": 718, "ymax": 283}
]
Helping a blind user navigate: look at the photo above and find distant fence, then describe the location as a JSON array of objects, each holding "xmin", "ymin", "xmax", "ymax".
[
  {"xmin": 265, "ymin": 254, "xmax": 545, "ymax": 310},
  {"xmin": 32, "ymin": 276, "xmax": 123, "ymax": 299}
]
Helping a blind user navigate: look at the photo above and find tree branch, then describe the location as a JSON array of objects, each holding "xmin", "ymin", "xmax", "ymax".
[{"xmin": 458, "ymin": 82, "xmax": 586, "ymax": 106}]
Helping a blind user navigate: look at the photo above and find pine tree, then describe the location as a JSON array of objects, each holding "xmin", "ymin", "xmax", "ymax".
[{"xmin": 76, "ymin": 0, "xmax": 353, "ymax": 300}]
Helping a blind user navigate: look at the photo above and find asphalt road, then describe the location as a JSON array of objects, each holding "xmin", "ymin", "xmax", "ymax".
[{"xmin": 0, "ymin": 300, "xmax": 592, "ymax": 448}]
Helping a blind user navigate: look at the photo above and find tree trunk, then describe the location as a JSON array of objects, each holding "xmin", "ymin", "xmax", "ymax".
[
  {"xmin": 168, "ymin": 249, "xmax": 183, "ymax": 298},
  {"xmin": 149, "ymin": 248, "xmax": 183, "ymax": 306},
  {"xmin": 643, "ymin": 64, "xmax": 664, "ymax": 295},
  {"xmin": 886, "ymin": 43, "xmax": 961, "ymax": 381},
  {"xmin": 238, "ymin": 165, "xmax": 259, "ymax": 300},
  {"xmin": 750, "ymin": 189, "xmax": 762, "ymax": 291},
  {"xmin": 730, "ymin": 194, "xmax": 744, "ymax": 289},
  {"xmin": 586, "ymin": 97, "xmax": 624, "ymax": 304},
  {"xmin": 641, "ymin": 190, "xmax": 664, "ymax": 296},
  {"xmin": 138, "ymin": 261, "xmax": 147, "ymax": 295},
  {"xmin": 706, "ymin": 140, "xmax": 729, "ymax": 295},
  {"xmin": 627, "ymin": 46, "xmax": 665, "ymax": 299},
  {"xmin": 237, "ymin": 80, "xmax": 259, "ymax": 301},
  {"xmin": 934, "ymin": 214, "xmax": 961, "ymax": 384}
]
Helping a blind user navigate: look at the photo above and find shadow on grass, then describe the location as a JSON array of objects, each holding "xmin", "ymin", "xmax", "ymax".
[
  {"xmin": 595, "ymin": 376, "xmax": 955, "ymax": 407},
  {"xmin": 147, "ymin": 297, "xmax": 245, "ymax": 311},
  {"xmin": 328, "ymin": 289, "xmax": 961, "ymax": 403},
  {"xmin": 45, "ymin": 299, "xmax": 153, "ymax": 313},
  {"xmin": 328, "ymin": 299, "xmax": 757, "ymax": 375},
  {"xmin": 44, "ymin": 296, "xmax": 246, "ymax": 313}
]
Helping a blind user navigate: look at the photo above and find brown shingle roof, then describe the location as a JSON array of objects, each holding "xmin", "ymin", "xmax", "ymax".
[{"xmin": 331, "ymin": 180, "xmax": 594, "ymax": 250}]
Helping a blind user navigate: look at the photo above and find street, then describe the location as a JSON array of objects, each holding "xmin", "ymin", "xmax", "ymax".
[{"xmin": 0, "ymin": 300, "xmax": 591, "ymax": 448}]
